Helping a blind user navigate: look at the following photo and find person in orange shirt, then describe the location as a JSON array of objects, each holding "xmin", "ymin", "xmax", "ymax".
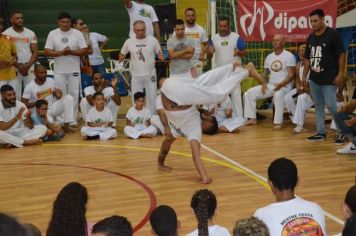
[{"xmin": 0, "ymin": 17, "xmax": 17, "ymax": 90}]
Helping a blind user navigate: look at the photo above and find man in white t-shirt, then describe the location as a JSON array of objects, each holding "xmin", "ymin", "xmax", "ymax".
[
  {"xmin": 87, "ymin": 26, "xmax": 109, "ymax": 75},
  {"xmin": 22, "ymin": 64, "xmax": 75, "ymax": 133},
  {"xmin": 244, "ymin": 35, "xmax": 296, "ymax": 129},
  {"xmin": 44, "ymin": 12, "xmax": 89, "ymax": 125},
  {"xmin": 80, "ymin": 72, "xmax": 121, "ymax": 126},
  {"xmin": 0, "ymin": 85, "xmax": 47, "ymax": 148},
  {"xmin": 3, "ymin": 10, "xmax": 38, "ymax": 100},
  {"xmin": 208, "ymin": 17, "xmax": 247, "ymax": 118},
  {"xmin": 167, "ymin": 19, "xmax": 195, "ymax": 78},
  {"xmin": 119, "ymin": 20, "xmax": 164, "ymax": 115},
  {"xmin": 124, "ymin": 0, "xmax": 160, "ymax": 41},
  {"xmin": 254, "ymin": 157, "xmax": 326, "ymax": 236},
  {"xmin": 184, "ymin": 8, "xmax": 208, "ymax": 77}
]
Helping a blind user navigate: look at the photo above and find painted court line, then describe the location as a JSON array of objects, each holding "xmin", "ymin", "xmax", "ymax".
[{"xmin": 201, "ymin": 143, "xmax": 345, "ymax": 227}]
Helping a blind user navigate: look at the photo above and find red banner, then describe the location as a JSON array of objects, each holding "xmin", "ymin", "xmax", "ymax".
[{"xmin": 237, "ymin": 0, "xmax": 337, "ymax": 42}]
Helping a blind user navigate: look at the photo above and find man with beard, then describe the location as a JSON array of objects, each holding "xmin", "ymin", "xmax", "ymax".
[
  {"xmin": 0, "ymin": 85, "xmax": 47, "ymax": 148},
  {"xmin": 3, "ymin": 10, "xmax": 38, "ymax": 100}
]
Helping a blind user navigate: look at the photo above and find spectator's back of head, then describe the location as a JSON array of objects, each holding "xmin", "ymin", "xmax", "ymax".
[
  {"xmin": 150, "ymin": 205, "xmax": 178, "ymax": 236},
  {"xmin": 233, "ymin": 217, "xmax": 269, "ymax": 236},
  {"xmin": 268, "ymin": 157, "xmax": 298, "ymax": 191},
  {"xmin": 343, "ymin": 185, "xmax": 356, "ymax": 236},
  {"xmin": 0, "ymin": 213, "xmax": 28, "ymax": 236},
  {"xmin": 24, "ymin": 223, "xmax": 42, "ymax": 236},
  {"xmin": 345, "ymin": 185, "xmax": 356, "ymax": 214},
  {"xmin": 92, "ymin": 215, "xmax": 133, "ymax": 236}
]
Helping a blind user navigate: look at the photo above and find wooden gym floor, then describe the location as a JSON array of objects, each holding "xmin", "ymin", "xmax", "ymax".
[{"xmin": 0, "ymin": 109, "xmax": 355, "ymax": 235}]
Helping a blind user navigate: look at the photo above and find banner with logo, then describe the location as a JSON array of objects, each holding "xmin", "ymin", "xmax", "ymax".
[{"xmin": 237, "ymin": 0, "xmax": 337, "ymax": 42}]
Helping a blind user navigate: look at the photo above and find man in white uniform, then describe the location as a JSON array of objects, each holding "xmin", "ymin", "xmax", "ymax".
[
  {"xmin": 254, "ymin": 157, "xmax": 326, "ymax": 236},
  {"xmin": 244, "ymin": 35, "xmax": 296, "ymax": 129},
  {"xmin": 184, "ymin": 8, "xmax": 208, "ymax": 77},
  {"xmin": 124, "ymin": 0, "xmax": 160, "ymax": 41},
  {"xmin": 44, "ymin": 12, "xmax": 89, "ymax": 126},
  {"xmin": 22, "ymin": 64, "xmax": 75, "ymax": 133},
  {"xmin": 209, "ymin": 17, "xmax": 247, "ymax": 118},
  {"xmin": 3, "ymin": 10, "xmax": 38, "ymax": 100},
  {"xmin": 0, "ymin": 85, "xmax": 47, "ymax": 148},
  {"xmin": 158, "ymin": 61, "xmax": 261, "ymax": 184},
  {"xmin": 119, "ymin": 20, "xmax": 164, "ymax": 115}
]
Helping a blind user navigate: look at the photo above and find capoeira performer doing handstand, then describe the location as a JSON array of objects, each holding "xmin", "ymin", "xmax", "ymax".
[{"xmin": 157, "ymin": 61, "xmax": 261, "ymax": 184}]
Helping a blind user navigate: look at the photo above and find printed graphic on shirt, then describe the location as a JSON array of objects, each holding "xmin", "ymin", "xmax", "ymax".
[
  {"xmin": 174, "ymin": 42, "xmax": 188, "ymax": 51},
  {"xmin": 271, "ymin": 60, "xmax": 283, "ymax": 72},
  {"xmin": 36, "ymin": 88, "xmax": 53, "ymax": 100},
  {"xmin": 139, "ymin": 8, "xmax": 151, "ymax": 18},
  {"xmin": 220, "ymin": 40, "xmax": 229, "ymax": 46},
  {"xmin": 136, "ymin": 44, "xmax": 146, "ymax": 62},
  {"xmin": 186, "ymin": 32, "xmax": 200, "ymax": 39},
  {"xmin": 61, "ymin": 37, "xmax": 69, "ymax": 43},
  {"xmin": 8, "ymin": 36, "xmax": 31, "ymax": 43},
  {"xmin": 94, "ymin": 118, "xmax": 105, "ymax": 124},
  {"xmin": 281, "ymin": 214, "xmax": 323, "ymax": 236},
  {"xmin": 309, "ymin": 45, "xmax": 324, "ymax": 73},
  {"xmin": 134, "ymin": 117, "xmax": 145, "ymax": 124}
]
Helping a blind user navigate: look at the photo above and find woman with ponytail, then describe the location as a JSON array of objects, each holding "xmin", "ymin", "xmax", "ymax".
[
  {"xmin": 342, "ymin": 185, "xmax": 356, "ymax": 236},
  {"xmin": 187, "ymin": 189, "xmax": 230, "ymax": 236}
]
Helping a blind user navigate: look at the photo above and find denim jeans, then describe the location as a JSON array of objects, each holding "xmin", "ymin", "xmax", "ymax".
[
  {"xmin": 309, "ymin": 80, "xmax": 339, "ymax": 134},
  {"xmin": 334, "ymin": 112, "xmax": 356, "ymax": 144},
  {"xmin": 91, "ymin": 63, "xmax": 106, "ymax": 75}
]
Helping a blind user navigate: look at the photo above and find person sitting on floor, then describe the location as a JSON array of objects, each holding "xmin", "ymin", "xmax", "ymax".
[
  {"xmin": 124, "ymin": 92, "xmax": 157, "ymax": 139},
  {"xmin": 81, "ymin": 92, "xmax": 117, "ymax": 141},
  {"xmin": 150, "ymin": 205, "xmax": 178, "ymax": 236},
  {"xmin": 92, "ymin": 215, "xmax": 133, "ymax": 236},
  {"xmin": 31, "ymin": 99, "xmax": 64, "ymax": 142}
]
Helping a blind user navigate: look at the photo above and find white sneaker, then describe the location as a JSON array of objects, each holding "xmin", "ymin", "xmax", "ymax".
[
  {"xmin": 337, "ymin": 143, "xmax": 356, "ymax": 154},
  {"xmin": 293, "ymin": 125, "xmax": 303, "ymax": 134}
]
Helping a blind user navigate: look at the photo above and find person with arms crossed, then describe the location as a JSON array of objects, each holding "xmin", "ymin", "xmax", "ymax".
[{"xmin": 3, "ymin": 10, "xmax": 38, "ymax": 100}]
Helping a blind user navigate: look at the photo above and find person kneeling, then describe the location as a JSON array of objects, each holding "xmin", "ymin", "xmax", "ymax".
[
  {"xmin": 31, "ymin": 99, "xmax": 65, "ymax": 142},
  {"xmin": 124, "ymin": 92, "xmax": 157, "ymax": 139},
  {"xmin": 80, "ymin": 92, "xmax": 117, "ymax": 140}
]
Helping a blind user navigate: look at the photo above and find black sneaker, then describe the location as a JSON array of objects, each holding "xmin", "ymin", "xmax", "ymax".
[
  {"xmin": 335, "ymin": 133, "xmax": 346, "ymax": 145},
  {"xmin": 305, "ymin": 133, "xmax": 326, "ymax": 142}
]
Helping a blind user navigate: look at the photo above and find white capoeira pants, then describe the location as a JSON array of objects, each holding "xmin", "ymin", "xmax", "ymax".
[
  {"xmin": 244, "ymin": 83, "xmax": 291, "ymax": 124},
  {"xmin": 80, "ymin": 99, "xmax": 119, "ymax": 126},
  {"xmin": 150, "ymin": 115, "xmax": 165, "ymax": 134},
  {"xmin": 231, "ymin": 84, "xmax": 245, "ymax": 118},
  {"xmin": 16, "ymin": 65, "xmax": 35, "ymax": 100},
  {"xmin": 218, "ymin": 117, "xmax": 246, "ymax": 132},
  {"xmin": 284, "ymin": 89, "xmax": 313, "ymax": 127},
  {"xmin": 80, "ymin": 127, "xmax": 117, "ymax": 140},
  {"xmin": 54, "ymin": 72, "xmax": 81, "ymax": 121},
  {"xmin": 49, "ymin": 95, "xmax": 75, "ymax": 124},
  {"xmin": 124, "ymin": 125, "xmax": 157, "ymax": 139},
  {"xmin": 161, "ymin": 64, "xmax": 249, "ymax": 141},
  {"xmin": 0, "ymin": 125, "xmax": 47, "ymax": 147},
  {"xmin": 131, "ymin": 73, "xmax": 157, "ymax": 115}
]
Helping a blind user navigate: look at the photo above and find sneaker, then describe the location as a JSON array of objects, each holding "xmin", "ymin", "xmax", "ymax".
[
  {"xmin": 305, "ymin": 133, "xmax": 326, "ymax": 142},
  {"xmin": 337, "ymin": 143, "xmax": 356, "ymax": 154},
  {"xmin": 293, "ymin": 125, "xmax": 303, "ymax": 134},
  {"xmin": 335, "ymin": 133, "xmax": 346, "ymax": 145}
]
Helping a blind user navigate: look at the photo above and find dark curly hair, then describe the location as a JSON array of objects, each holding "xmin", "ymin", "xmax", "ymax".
[
  {"xmin": 46, "ymin": 182, "xmax": 88, "ymax": 236},
  {"xmin": 191, "ymin": 189, "xmax": 217, "ymax": 236},
  {"xmin": 92, "ymin": 215, "xmax": 133, "ymax": 236},
  {"xmin": 343, "ymin": 185, "xmax": 356, "ymax": 236}
]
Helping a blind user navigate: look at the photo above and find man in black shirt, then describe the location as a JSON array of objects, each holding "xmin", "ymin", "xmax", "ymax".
[{"xmin": 303, "ymin": 9, "xmax": 346, "ymax": 142}]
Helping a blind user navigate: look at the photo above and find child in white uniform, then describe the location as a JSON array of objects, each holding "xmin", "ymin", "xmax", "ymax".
[
  {"xmin": 81, "ymin": 92, "xmax": 117, "ymax": 140},
  {"xmin": 124, "ymin": 92, "xmax": 157, "ymax": 139}
]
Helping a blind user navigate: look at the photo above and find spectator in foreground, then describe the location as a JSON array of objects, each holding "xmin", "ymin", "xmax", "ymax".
[
  {"xmin": 150, "ymin": 205, "xmax": 178, "ymax": 236},
  {"xmin": 92, "ymin": 215, "xmax": 133, "ymax": 236}
]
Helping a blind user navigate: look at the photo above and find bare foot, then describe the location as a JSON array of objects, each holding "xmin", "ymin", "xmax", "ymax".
[
  {"xmin": 158, "ymin": 164, "xmax": 173, "ymax": 172},
  {"xmin": 23, "ymin": 139, "xmax": 43, "ymax": 146},
  {"xmin": 141, "ymin": 133, "xmax": 154, "ymax": 138},
  {"xmin": 245, "ymin": 119, "xmax": 257, "ymax": 125},
  {"xmin": 273, "ymin": 124, "xmax": 282, "ymax": 130},
  {"xmin": 83, "ymin": 135, "xmax": 88, "ymax": 140},
  {"xmin": 63, "ymin": 124, "xmax": 76, "ymax": 133},
  {"xmin": 200, "ymin": 177, "xmax": 212, "ymax": 184},
  {"xmin": 5, "ymin": 143, "xmax": 14, "ymax": 149}
]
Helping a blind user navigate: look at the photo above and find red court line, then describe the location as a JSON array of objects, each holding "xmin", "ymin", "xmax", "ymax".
[{"xmin": 0, "ymin": 163, "xmax": 157, "ymax": 233}]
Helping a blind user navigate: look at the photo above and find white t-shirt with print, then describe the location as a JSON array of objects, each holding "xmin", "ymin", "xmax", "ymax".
[
  {"xmin": 184, "ymin": 24, "xmax": 208, "ymax": 64},
  {"xmin": 44, "ymin": 28, "xmax": 87, "ymax": 73},
  {"xmin": 22, "ymin": 78, "xmax": 56, "ymax": 106},
  {"xmin": 87, "ymin": 107, "xmax": 114, "ymax": 126},
  {"xmin": 254, "ymin": 196, "xmax": 326, "ymax": 236},
  {"xmin": 89, "ymin": 32, "xmax": 107, "ymax": 65},
  {"xmin": 121, "ymin": 35, "xmax": 161, "ymax": 76},
  {"xmin": 264, "ymin": 50, "xmax": 296, "ymax": 89},
  {"xmin": 127, "ymin": 1, "xmax": 159, "ymax": 38},
  {"xmin": 3, "ymin": 27, "xmax": 37, "ymax": 63},
  {"xmin": 186, "ymin": 225, "xmax": 230, "ymax": 236},
  {"xmin": 84, "ymin": 86, "xmax": 114, "ymax": 105},
  {"xmin": 212, "ymin": 32, "xmax": 239, "ymax": 68},
  {"xmin": 0, "ymin": 100, "xmax": 28, "ymax": 130},
  {"xmin": 126, "ymin": 106, "xmax": 151, "ymax": 127}
]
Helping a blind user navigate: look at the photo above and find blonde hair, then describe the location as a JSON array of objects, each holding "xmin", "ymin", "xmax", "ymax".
[{"xmin": 233, "ymin": 217, "xmax": 270, "ymax": 236}]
